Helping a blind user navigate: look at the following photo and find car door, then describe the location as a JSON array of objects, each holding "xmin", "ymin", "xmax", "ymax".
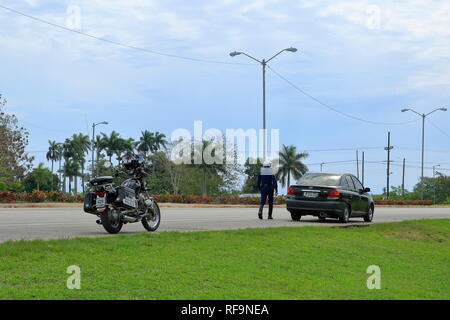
[
  {"xmin": 345, "ymin": 175, "xmax": 362, "ymax": 215},
  {"xmin": 351, "ymin": 175, "xmax": 370, "ymax": 215},
  {"xmin": 339, "ymin": 175, "xmax": 353, "ymax": 205}
]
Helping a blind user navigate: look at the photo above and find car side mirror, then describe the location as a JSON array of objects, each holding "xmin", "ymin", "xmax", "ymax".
[{"xmin": 363, "ymin": 187, "xmax": 371, "ymax": 193}]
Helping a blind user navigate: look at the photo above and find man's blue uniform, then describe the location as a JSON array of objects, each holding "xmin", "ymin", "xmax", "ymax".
[{"xmin": 257, "ymin": 167, "xmax": 278, "ymax": 219}]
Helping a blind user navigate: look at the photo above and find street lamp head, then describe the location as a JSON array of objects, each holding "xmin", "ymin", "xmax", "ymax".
[
  {"xmin": 285, "ymin": 47, "xmax": 298, "ymax": 53},
  {"xmin": 229, "ymin": 51, "xmax": 242, "ymax": 57},
  {"xmin": 401, "ymin": 108, "xmax": 410, "ymax": 112},
  {"xmin": 439, "ymin": 107, "xmax": 447, "ymax": 112}
]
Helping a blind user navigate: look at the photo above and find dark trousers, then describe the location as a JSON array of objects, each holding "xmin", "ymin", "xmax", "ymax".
[{"xmin": 260, "ymin": 189, "xmax": 274, "ymax": 207}]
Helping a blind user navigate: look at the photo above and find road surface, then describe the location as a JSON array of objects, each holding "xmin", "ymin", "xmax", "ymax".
[{"xmin": 0, "ymin": 207, "xmax": 449, "ymax": 242}]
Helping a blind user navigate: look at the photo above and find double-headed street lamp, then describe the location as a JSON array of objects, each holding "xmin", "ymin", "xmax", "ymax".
[
  {"xmin": 401, "ymin": 107, "xmax": 447, "ymax": 199},
  {"xmin": 92, "ymin": 121, "xmax": 108, "ymax": 176},
  {"xmin": 229, "ymin": 47, "xmax": 298, "ymax": 160}
]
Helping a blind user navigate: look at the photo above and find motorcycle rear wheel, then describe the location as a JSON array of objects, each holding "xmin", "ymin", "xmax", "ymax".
[
  {"xmin": 142, "ymin": 201, "xmax": 161, "ymax": 232},
  {"xmin": 100, "ymin": 209, "xmax": 123, "ymax": 234}
]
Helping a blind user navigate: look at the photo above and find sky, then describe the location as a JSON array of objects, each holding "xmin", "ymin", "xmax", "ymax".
[{"xmin": 1, "ymin": 0, "xmax": 450, "ymax": 194}]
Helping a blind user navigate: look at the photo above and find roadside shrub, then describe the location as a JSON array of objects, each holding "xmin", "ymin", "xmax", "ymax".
[
  {"xmin": 46, "ymin": 191, "xmax": 66, "ymax": 202},
  {"xmin": 0, "ymin": 191, "xmax": 16, "ymax": 202},
  {"xmin": 29, "ymin": 190, "xmax": 48, "ymax": 203},
  {"xmin": 374, "ymin": 200, "xmax": 433, "ymax": 206}
]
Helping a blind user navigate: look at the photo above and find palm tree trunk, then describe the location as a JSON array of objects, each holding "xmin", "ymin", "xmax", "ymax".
[
  {"xmin": 63, "ymin": 174, "xmax": 66, "ymax": 194},
  {"xmin": 287, "ymin": 168, "xmax": 291, "ymax": 188},
  {"xmin": 59, "ymin": 159, "xmax": 62, "ymax": 191},
  {"xmin": 74, "ymin": 175, "xmax": 78, "ymax": 195},
  {"xmin": 51, "ymin": 160, "xmax": 54, "ymax": 191},
  {"xmin": 81, "ymin": 165, "xmax": 85, "ymax": 194}
]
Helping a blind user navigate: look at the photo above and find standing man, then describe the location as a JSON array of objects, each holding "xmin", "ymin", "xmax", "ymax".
[{"xmin": 257, "ymin": 161, "xmax": 278, "ymax": 220}]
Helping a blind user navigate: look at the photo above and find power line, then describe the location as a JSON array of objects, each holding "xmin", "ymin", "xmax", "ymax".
[
  {"xmin": 428, "ymin": 119, "xmax": 450, "ymax": 139},
  {"xmin": 302, "ymin": 146, "xmax": 384, "ymax": 152},
  {"xmin": 267, "ymin": 65, "xmax": 419, "ymax": 126},
  {"xmin": 0, "ymin": 4, "xmax": 254, "ymax": 66}
]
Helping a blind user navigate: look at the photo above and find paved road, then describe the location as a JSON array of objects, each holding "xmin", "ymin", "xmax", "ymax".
[{"xmin": 0, "ymin": 207, "xmax": 449, "ymax": 242}]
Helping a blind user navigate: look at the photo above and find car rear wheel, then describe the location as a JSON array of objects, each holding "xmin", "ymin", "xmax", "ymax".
[
  {"xmin": 364, "ymin": 205, "xmax": 374, "ymax": 222},
  {"xmin": 339, "ymin": 205, "xmax": 350, "ymax": 223},
  {"xmin": 290, "ymin": 211, "xmax": 302, "ymax": 221}
]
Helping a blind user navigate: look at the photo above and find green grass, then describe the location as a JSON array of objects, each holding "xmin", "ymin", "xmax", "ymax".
[{"xmin": 0, "ymin": 219, "xmax": 449, "ymax": 300}]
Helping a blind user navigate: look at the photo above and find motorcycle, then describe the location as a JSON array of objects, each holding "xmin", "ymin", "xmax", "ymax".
[{"xmin": 83, "ymin": 153, "xmax": 161, "ymax": 234}]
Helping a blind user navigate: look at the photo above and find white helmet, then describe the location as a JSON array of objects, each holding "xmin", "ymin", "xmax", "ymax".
[{"xmin": 263, "ymin": 161, "xmax": 272, "ymax": 168}]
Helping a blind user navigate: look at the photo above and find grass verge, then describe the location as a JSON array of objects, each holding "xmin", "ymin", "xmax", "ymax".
[{"xmin": 0, "ymin": 219, "xmax": 449, "ymax": 300}]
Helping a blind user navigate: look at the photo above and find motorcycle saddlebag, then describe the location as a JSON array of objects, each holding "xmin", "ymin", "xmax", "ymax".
[
  {"xmin": 83, "ymin": 192, "xmax": 96, "ymax": 214},
  {"xmin": 115, "ymin": 186, "xmax": 137, "ymax": 209}
]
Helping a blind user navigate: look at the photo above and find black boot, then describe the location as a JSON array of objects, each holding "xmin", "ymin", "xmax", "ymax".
[
  {"xmin": 258, "ymin": 206, "xmax": 263, "ymax": 220},
  {"xmin": 268, "ymin": 206, "xmax": 273, "ymax": 220}
]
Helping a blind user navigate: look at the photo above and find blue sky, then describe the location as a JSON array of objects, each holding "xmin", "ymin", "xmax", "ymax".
[{"xmin": 1, "ymin": 0, "xmax": 450, "ymax": 193}]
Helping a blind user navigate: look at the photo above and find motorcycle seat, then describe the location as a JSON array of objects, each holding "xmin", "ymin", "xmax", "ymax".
[{"xmin": 89, "ymin": 176, "xmax": 114, "ymax": 186}]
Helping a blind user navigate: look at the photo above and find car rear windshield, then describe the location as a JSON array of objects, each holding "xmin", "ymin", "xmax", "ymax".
[{"xmin": 297, "ymin": 173, "xmax": 342, "ymax": 186}]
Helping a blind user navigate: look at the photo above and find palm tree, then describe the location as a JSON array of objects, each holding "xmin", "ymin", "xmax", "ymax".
[
  {"xmin": 62, "ymin": 139, "xmax": 75, "ymax": 194},
  {"xmin": 116, "ymin": 137, "xmax": 135, "ymax": 164},
  {"xmin": 57, "ymin": 143, "xmax": 64, "ymax": 192},
  {"xmin": 151, "ymin": 131, "xmax": 167, "ymax": 153},
  {"xmin": 136, "ymin": 130, "xmax": 154, "ymax": 158},
  {"xmin": 71, "ymin": 133, "xmax": 91, "ymax": 193},
  {"xmin": 193, "ymin": 139, "xmax": 226, "ymax": 197},
  {"xmin": 100, "ymin": 131, "xmax": 122, "ymax": 162},
  {"xmin": 46, "ymin": 140, "xmax": 62, "ymax": 190},
  {"xmin": 34, "ymin": 162, "xmax": 48, "ymax": 191},
  {"xmin": 277, "ymin": 145, "xmax": 309, "ymax": 188},
  {"xmin": 63, "ymin": 159, "xmax": 79, "ymax": 195}
]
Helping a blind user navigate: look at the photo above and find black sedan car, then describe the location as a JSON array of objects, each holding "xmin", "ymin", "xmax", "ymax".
[{"xmin": 286, "ymin": 172, "xmax": 374, "ymax": 223}]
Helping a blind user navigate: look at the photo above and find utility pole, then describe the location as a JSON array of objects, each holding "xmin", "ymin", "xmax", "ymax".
[
  {"xmin": 362, "ymin": 151, "xmax": 365, "ymax": 186},
  {"xmin": 356, "ymin": 150, "xmax": 359, "ymax": 179},
  {"xmin": 401, "ymin": 158, "xmax": 406, "ymax": 197},
  {"xmin": 320, "ymin": 162, "xmax": 324, "ymax": 172},
  {"xmin": 384, "ymin": 132, "xmax": 394, "ymax": 199}
]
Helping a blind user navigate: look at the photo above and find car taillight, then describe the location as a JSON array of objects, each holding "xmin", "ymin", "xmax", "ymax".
[
  {"xmin": 327, "ymin": 189, "xmax": 340, "ymax": 199},
  {"xmin": 287, "ymin": 186, "xmax": 295, "ymax": 195},
  {"xmin": 96, "ymin": 191, "xmax": 105, "ymax": 197}
]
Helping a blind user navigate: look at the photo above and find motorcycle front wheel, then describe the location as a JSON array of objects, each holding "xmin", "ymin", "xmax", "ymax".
[
  {"xmin": 142, "ymin": 201, "xmax": 161, "ymax": 232},
  {"xmin": 100, "ymin": 208, "xmax": 123, "ymax": 234}
]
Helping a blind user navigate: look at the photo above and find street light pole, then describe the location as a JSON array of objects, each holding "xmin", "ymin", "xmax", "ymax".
[
  {"xmin": 401, "ymin": 107, "xmax": 447, "ymax": 199},
  {"xmin": 262, "ymin": 59, "xmax": 266, "ymax": 159},
  {"xmin": 230, "ymin": 47, "xmax": 298, "ymax": 160},
  {"xmin": 92, "ymin": 121, "xmax": 108, "ymax": 177}
]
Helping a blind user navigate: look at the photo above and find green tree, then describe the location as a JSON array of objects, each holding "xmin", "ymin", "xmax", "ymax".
[
  {"xmin": 242, "ymin": 158, "xmax": 263, "ymax": 193},
  {"xmin": 71, "ymin": 133, "xmax": 91, "ymax": 193},
  {"xmin": 0, "ymin": 95, "xmax": 34, "ymax": 182},
  {"xmin": 277, "ymin": 145, "xmax": 309, "ymax": 188},
  {"xmin": 46, "ymin": 140, "xmax": 62, "ymax": 190},
  {"xmin": 192, "ymin": 140, "xmax": 227, "ymax": 197},
  {"xmin": 151, "ymin": 131, "xmax": 168, "ymax": 153},
  {"xmin": 100, "ymin": 131, "xmax": 122, "ymax": 162},
  {"xmin": 24, "ymin": 163, "xmax": 60, "ymax": 192},
  {"xmin": 136, "ymin": 130, "xmax": 154, "ymax": 158},
  {"xmin": 414, "ymin": 173, "xmax": 450, "ymax": 203}
]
